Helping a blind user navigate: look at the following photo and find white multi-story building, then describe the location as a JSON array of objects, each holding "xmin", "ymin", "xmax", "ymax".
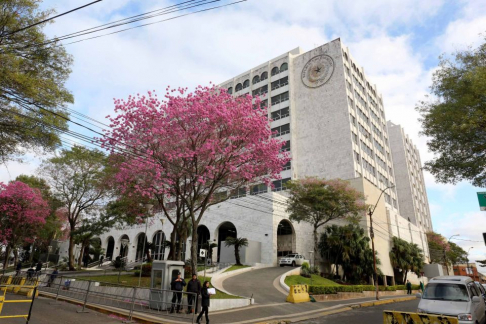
[
  {"xmin": 387, "ymin": 121, "xmax": 433, "ymax": 232},
  {"xmin": 58, "ymin": 38, "xmax": 431, "ymax": 285}
]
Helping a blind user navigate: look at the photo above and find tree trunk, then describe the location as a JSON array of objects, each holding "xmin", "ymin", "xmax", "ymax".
[
  {"xmin": 78, "ymin": 245, "xmax": 85, "ymax": 267},
  {"xmin": 176, "ymin": 235, "xmax": 182, "ymax": 261},
  {"xmin": 313, "ymin": 227, "xmax": 318, "ymax": 267},
  {"xmin": 13, "ymin": 249, "xmax": 18, "ymax": 268},
  {"xmin": 190, "ymin": 226, "xmax": 198, "ymax": 277},
  {"xmin": 234, "ymin": 246, "xmax": 241, "ymax": 266},
  {"xmin": 68, "ymin": 235, "xmax": 75, "ymax": 271},
  {"xmin": 168, "ymin": 229, "xmax": 177, "ymax": 260},
  {"xmin": 403, "ymin": 270, "xmax": 408, "ymax": 284},
  {"xmin": 3, "ymin": 245, "xmax": 10, "ymax": 269}
]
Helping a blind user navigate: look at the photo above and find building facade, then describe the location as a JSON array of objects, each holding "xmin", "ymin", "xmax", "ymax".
[
  {"xmin": 453, "ymin": 263, "xmax": 483, "ymax": 283},
  {"xmin": 58, "ymin": 38, "xmax": 431, "ymax": 284}
]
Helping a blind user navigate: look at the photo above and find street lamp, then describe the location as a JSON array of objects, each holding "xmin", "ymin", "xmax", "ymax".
[
  {"xmin": 138, "ymin": 203, "xmax": 154, "ymax": 287},
  {"xmin": 45, "ymin": 246, "xmax": 52, "ymax": 271},
  {"xmin": 368, "ymin": 185, "xmax": 395, "ymax": 301}
]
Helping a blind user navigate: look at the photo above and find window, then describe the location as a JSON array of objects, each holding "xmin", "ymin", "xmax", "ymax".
[
  {"xmin": 243, "ymin": 79, "xmax": 250, "ymax": 89},
  {"xmin": 280, "ymin": 62, "xmax": 288, "ymax": 72},
  {"xmin": 271, "ymin": 123, "xmax": 290, "ymax": 137},
  {"xmin": 271, "ymin": 91, "xmax": 289, "ymax": 105},
  {"xmin": 251, "ymin": 183, "xmax": 267, "ymax": 195},
  {"xmin": 346, "ymin": 66, "xmax": 350, "ymax": 77},
  {"xmin": 358, "ymin": 122, "xmax": 371, "ymax": 139},
  {"xmin": 352, "ymin": 133, "xmax": 358, "ymax": 144},
  {"xmin": 423, "ymin": 283, "xmax": 469, "ymax": 302},
  {"xmin": 271, "ymin": 107, "xmax": 289, "ymax": 121},
  {"xmin": 252, "ymin": 85, "xmax": 268, "ymax": 96},
  {"xmin": 235, "ymin": 83, "xmax": 242, "ymax": 92},
  {"xmin": 280, "ymin": 141, "xmax": 290, "ymax": 152},
  {"xmin": 360, "ymin": 140, "xmax": 374, "ymax": 158},
  {"xmin": 282, "ymin": 161, "xmax": 291, "ymax": 171},
  {"xmin": 152, "ymin": 231, "xmax": 166, "ymax": 261},
  {"xmin": 271, "ymin": 76, "xmax": 288, "ymax": 90},
  {"xmin": 350, "ymin": 113, "xmax": 356, "ymax": 125},
  {"xmin": 252, "ymin": 75, "xmax": 260, "ymax": 84},
  {"xmin": 362, "ymin": 159, "xmax": 376, "ymax": 176},
  {"xmin": 231, "ymin": 187, "xmax": 246, "ymax": 199},
  {"xmin": 346, "ymin": 81, "xmax": 352, "ymax": 92},
  {"xmin": 272, "ymin": 178, "xmax": 290, "ymax": 192},
  {"xmin": 261, "ymin": 71, "xmax": 268, "ymax": 81},
  {"xmin": 355, "ymin": 151, "xmax": 360, "ymax": 162},
  {"xmin": 260, "ymin": 99, "xmax": 268, "ymax": 109},
  {"xmin": 343, "ymin": 52, "xmax": 348, "ymax": 61},
  {"xmin": 227, "ymin": 87, "xmax": 233, "ymax": 94},
  {"xmin": 271, "ymin": 67, "xmax": 279, "ymax": 76}
]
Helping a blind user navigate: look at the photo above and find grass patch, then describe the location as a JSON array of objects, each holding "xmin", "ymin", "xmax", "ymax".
[
  {"xmin": 223, "ymin": 265, "xmax": 250, "ymax": 273},
  {"xmin": 285, "ymin": 275, "xmax": 341, "ymax": 287},
  {"xmin": 75, "ymin": 274, "xmax": 241, "ymax": 299}
]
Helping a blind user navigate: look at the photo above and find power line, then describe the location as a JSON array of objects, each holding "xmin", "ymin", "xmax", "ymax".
[{"xmin": 4, "ymin": 0, "xmax": 103, "ymax": 37}]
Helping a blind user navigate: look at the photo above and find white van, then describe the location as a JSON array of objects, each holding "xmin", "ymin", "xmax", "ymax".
[{"xmin": 417, "ymin": 276, "xmax": 486, "ymax": 324}]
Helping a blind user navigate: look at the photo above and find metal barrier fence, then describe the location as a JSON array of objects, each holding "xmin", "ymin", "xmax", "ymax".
[{"xmin": 36, "ymin": 274, "xmax": 198, "ymax": 323}]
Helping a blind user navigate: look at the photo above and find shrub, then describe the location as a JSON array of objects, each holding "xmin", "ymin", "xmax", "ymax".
[
  {"xmin": 134, "ymin": 270, "xmax": 140, "ymax": 276},
  {"xmin": 309, "ymin": 284, "xmax": 422, "ymax": 295},
  {"xmin": 141, "ymin": 263, "xmax": 152, "ymax": 277},
  {"xmin": 301, "ymin": 262, "xmax": 310, "ymax": 270},
  {"xmin": 310, "ymin": 266, "xmax": 320, "ymax": 275},
  {"xmin": 301, "ymin": 267, "xmax": 311, "ymax": 278}
]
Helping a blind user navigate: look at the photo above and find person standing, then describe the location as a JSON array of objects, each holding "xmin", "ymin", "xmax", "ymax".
[
  {"xmin": 47, "ymin": 267, "xmax": 59, "ymax": 287},
  {"xmin": 186, "ymin": 274, "xmax": 201, "ymax": 314},
  {"xmin": 35, "ymin": 260, "xmax": 42, "ymax": 275},
  {"xmin": 83, "ymin": 254, "xmax": 89, "ymax": 268},
  {"xmin": 99, "ymin": 255, "xmax": 104, "ymax": 267},
  {"xmin": 15, "ymin": 261, "xmax": 22, "ymax": 276},
  {"xmin": 170, "ymin": 272, "xmax": 186, "ymax": 313},
  {"xmin": 419, "ymin": 281, "xmax": 424, "ymax": 293},
  {"xmin": 196, "ymin": 281, "xmax": 211, "ymax": 324},
  {"xmin": 406, "ymin": 280, "xmax": 412, "ymax": 295}
]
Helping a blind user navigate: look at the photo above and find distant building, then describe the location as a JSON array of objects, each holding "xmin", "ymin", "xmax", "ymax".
[{"xmin": 453, "ymin": 263, "xmax": 482, "ymax": 282}]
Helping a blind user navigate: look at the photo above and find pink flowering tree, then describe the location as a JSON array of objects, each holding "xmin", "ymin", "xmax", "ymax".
[
  {"xmin": 0, "ymin": 181, "xmax": 50, "ymax": 268},
  {"xmin": 286, "ymin": 178, "xmax": 368, "ymax": 266},
  {"xmin": 101, "ymin": 85, "xmax": 289, "ymax": 271}
]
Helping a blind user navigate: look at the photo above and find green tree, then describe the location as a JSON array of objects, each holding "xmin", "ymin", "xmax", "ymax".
[
  {"xmin": 318, "ymin": 224, "xmax": 379, "ymax": 284},
  {"xmin": 447, "ymin": 242, "xmax": 468, "ymax": 266},
  {"xmin": 224, "ymin": 237, "xmax": 248, "ymax": 266},
  {"xmin": 389, "ymin": 237, "xmax": 424, "ymax": 284},
  {"xmin": 38, "ymin": 146, "xmax": 110, "ymax": 270},
  {"xmin": 417, "ymin": 37, "xmax": 486, "ymax": 187},
  {"xmin": 0, "ymin": 0, "xmax": 73, "ymax": 163},
  {"xmin": 286, "ymin": 178, "xmax": 367, "ymax": 266}
]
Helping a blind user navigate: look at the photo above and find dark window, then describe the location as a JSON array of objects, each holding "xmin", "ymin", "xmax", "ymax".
[
  {"xmin": 243, "ymin": 79, "xmax": 250, "ymax": 88},
  {"xmin": 272, "ymin": 178, "xmax": 291, "ymax": 192},
  {"xmin": 252, "ymin": 85, "xmax": 268, "ymax": 96},
  {"xmin": 271, "ymin": 107, "xmax": 289, "ymax": 121},
  {"xmin": 282, "ymin": 161, "xmax": 291, "ymax": 171},
  {"xmin": 271, "ymin": 91, "xmax": 289, "ymax": 105},
  {"xmin": 230, "ymin": 187, "xmax": 247, "ymax": 199},
  {"xmin": 260, "ymin": 99, "xmax": 268, "ymax": 109},
  {"xmin": 235, "ymin": 83, "xmax": 242, "ymax": 92},
  {"xmin": 252, "ymin": 75, "xmax": 260, "ymax": 84},
  {"xmin": 280, "ymin": 63, "xmax": 288, "ymax": 72},
  {"xmin": 251, "ymin": 183, "xmax": 267, "ymax": 195},
  {"xmin": 280, "ymin": 141, "xmax": 290, "ymax": 152},
  {"xmin": 271, "ymin": 67, "xmax": 279, "ymax": 76},
  {"xmin": 261, "ymin": 71, "xmax": 268, "ymax": 81},
  {"xmin": 271, "ymin": 76, "xmax": 288, "ymax": 90},
  {"xmin": 272, "ymin": 123, "xmax": 290, "ymax": 137},
  {"xmin": 227, "ymin": 87, "xmax": 233, "ymax": 94}
]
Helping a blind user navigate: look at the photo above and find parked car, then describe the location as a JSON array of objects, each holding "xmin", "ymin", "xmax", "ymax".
[
  {"xmin": 475, "ymin": 281, "xmax": 486, "ymax": 304},
  {"xmin": 279, "ymin": 254, "xmax": 307, "ymax": 267},
  {"xmin": 417, "ymin": 276, "xmax": 486, "ymax": 324}
]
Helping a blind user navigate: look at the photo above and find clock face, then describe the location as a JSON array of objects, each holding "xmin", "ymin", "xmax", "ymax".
[{"xmin": 301, "ymin": 54, "xmax": 334, "ymax": 88}]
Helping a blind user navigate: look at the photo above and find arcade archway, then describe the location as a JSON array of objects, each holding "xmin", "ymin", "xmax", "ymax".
[
  {"xmin": 277, "ymin": 220, "xmax": 295, "ymax": 257},
  {"xmin": 217, "ymin": 222, "xmax": 237, "ymax": 262},
  {"xmin": 106, "ymin": 236, "xmax": 115, "ymax": 260}
]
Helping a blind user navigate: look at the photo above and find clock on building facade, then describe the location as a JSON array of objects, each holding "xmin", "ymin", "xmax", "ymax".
[{"xmin": 301, "ymin": 54, "xmax": 335, "ymax": 88}]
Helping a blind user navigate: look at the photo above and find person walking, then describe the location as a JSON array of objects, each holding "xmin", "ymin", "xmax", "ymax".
[
  {"xmin": 83, "ymin": 254, "xmax": 89, "ymax": 268},
  {"xmin": 406, "ymin": 280, "xmax": 412, "ymax": 295},
  {"xmin": 170, "ymin": 272, "xmax": 186, "ymax": 314},
  {"xmin": 186, "ymin": 274, "xmax": 201, "ymax": 314},
  {"xmin": 419, "ymin": 281, "xmax": 424, "ymax": 293},
  {"xmin": 99, "ymin": 255, "xmax": 104, "ymax": 267},
  {"xmin": 15, "ymin": 261, "xmax": 22, "ymax": 276},
  {"xmin": 196, "ymin": 281, "xmax": 211, "ymax": 324},
  {"xmin": 35, "ymin": 260, "xmax": 42, "ymax": 275},
  {"xmin": 47, "ymin": 267, "xmax": 59, "ymax": 287}
]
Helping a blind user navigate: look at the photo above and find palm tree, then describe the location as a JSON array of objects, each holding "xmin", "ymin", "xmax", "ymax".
[
  {"xmin": 390, "ymin": 237, "xmax": 423, "ymax": 284},
  {"xmin": 224, "ymin": 237, "xmax": 248, "ymax": 266}
]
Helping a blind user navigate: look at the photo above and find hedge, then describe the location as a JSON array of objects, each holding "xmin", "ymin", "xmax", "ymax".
[{"xmin": 308, "ymin": 284, "xmax": 420, "ymax": 295}]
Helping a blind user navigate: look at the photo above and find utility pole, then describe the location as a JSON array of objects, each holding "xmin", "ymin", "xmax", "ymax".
[
  {"xmin": 368, "ymin": 185, "xmax": 395, "ymax": 301},
  {"xmin": 446, "ymin": 234, "xmax": 460, "ymax": 275}
]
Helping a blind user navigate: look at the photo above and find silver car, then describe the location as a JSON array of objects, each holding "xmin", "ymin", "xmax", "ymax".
[{"xmin": 417, "ymin": 276, "xmax": 486, "ymax": 324}]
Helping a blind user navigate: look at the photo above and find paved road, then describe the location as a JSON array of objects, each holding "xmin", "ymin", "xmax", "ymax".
[
  {"xmin": 222, "ymin": 266, "xmax": 290, "ymax": 304},
  {"xmin": 298, "ymin": 299, "xmax": 420, "ymax": 324},
  {"xmin": 1, "ymin": 294, "xmax": 124, "ymax": 324}
]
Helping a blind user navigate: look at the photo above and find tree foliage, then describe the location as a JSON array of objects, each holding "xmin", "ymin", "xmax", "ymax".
[
  {"xmin": 417, "ymin": 37, "xmax": 486, "ymax": 187},
  {"xmin": 318, "ymin": 224, "xmax": 378, "ymax": 284},
  {"xmin": 0, "ymin": 181, "xmax": 50, "ymax": 268},
  {"xmin": 38, "ymin": 146, "xmax": 110, "ymax": 270},
  {"xmin": 426, "ymin": 232, "xmax": 467, "ymax": 266},
  {"xmin": 0, "ymin": 0, "xmax": 73, "ymax": 163},
  {"xmin": 101, "ymin": 86, "xmax": 288, "ymax": 273},
  {"xmin": 224, "ymin": 237, "xmax": 248, "ymax": 266},
  {"xmin": 389, "ymin": 237, "xmax": 424, "ymax": 284},
  {"xmin": 286, "ymin": 178, "xmax": 367, "ymax": 264}
]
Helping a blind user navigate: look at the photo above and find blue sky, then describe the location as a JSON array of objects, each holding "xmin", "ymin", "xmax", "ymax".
[{"xmin": 2, "ymin": 0, "xmax": 486, "ymax": 267}]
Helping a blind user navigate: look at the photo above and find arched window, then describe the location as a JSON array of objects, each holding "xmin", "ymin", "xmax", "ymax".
[
  {"xmin": 280, "ymin": 63, "xmax": 288, "ymax": 72},
  {"xmin": 271, "ymin": 67, "xmax": 279, "ymax": 76},
  {"xmin": 227, "ymin": 87, "xmax": 233, "ymax": 94},
  {"xmin": 260, "ymin": 71, "xmax": 268, "ymax": 81},
  {"xmin": 152, "ymin": 231, "xmax": 166, "ymax": 261},
  {"xmin": 252, "ymin": 75, "xmax": 260, "ymax": 84},
  {"xmin": 243, "ymin": 79, "xmax": 250, "ymax": 88},
  {"xmin": 235, "ymin": 83, "xmax": 242, "ymax": 92}
]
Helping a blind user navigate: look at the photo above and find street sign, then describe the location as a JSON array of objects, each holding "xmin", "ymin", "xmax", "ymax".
[
  {"xmin": 477, "ymin": 192, "xmax": 486, "ymax": 211},
  {"xmin": 199, "ymin": 249, "xmax": 206, "ymax": 258}
]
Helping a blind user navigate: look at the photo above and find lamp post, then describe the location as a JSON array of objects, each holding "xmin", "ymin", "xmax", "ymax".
[
  {"xmin": 467, "ymin": 247, "xmax": 474, "ymax": 279},
  {"xmin": 445, "ymin": 234, "xmax": 460, "ymax": 275},
  {"xmin": 138, "ymin": 204, "xmax": 154, "ymax": 287},
  {"xmin": 368, "ymin": 185, "xmax": 395, "ymax": 301},
  {"xmin": 45, "ymin": 246, "xmax": 52, "ymax": 270},
  {"xmin": 309, "ymin": 251, "xmax": 314, "ymax": 286}
]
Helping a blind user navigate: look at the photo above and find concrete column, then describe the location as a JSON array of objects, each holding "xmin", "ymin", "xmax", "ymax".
[
  {"xmin": 391, "ymin": 276, "xmax": 396, "ymax": 286},
  {"xmin": 383, "ymin": 275, "xmax": 387, "ymax": 287}
]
